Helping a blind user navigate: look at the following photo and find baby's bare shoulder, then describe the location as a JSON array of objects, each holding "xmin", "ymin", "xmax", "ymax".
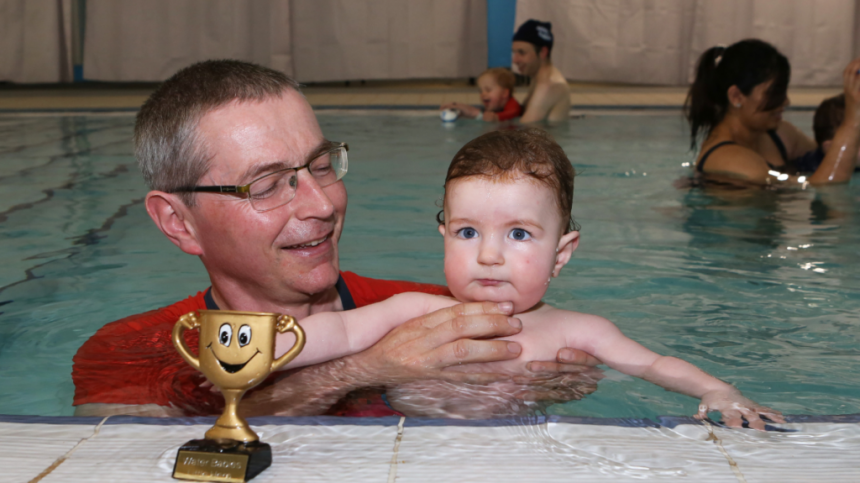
[{"xmin": 524, "ymin": 306, "xmax": 618, "ymax": 332}]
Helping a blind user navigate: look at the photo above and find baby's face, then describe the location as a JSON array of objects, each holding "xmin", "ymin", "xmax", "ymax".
[
  {"xmin": 440, "ymin": 176, "xmax": 578, "ymax": 313},
  {"xmin": 477, "ymin": 76, "xmax": 509, "ymax": 113}
]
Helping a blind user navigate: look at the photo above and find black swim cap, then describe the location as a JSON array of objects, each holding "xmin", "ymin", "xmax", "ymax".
[{"xmin": 513, "ymin": 19, "xmax": 553, "ymax": 52}]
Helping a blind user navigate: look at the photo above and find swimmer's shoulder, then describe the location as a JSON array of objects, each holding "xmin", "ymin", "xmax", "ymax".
[
  {"xmin": 519, "ymin": 304, "xmax": 613, "ymax": 330},
  {"xmin": 515, "ymin": 305, "xmax": 619, "ymax": 354},
  {"xmin": 697, "ymin": 140, "xmax": 772, "ymax": 182}
]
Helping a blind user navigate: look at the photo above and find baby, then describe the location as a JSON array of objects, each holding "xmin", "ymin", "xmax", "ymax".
[
  {"xmin": 440, "ymin": 68, "xmax": 522, "ymax": 122},
  {"xmin": 794, "ymin": 94, "xmax": 860, "ymax": 173},
  {"xmin": 280, "ymin": 128, "xmax": 784, "ymax": 429}
]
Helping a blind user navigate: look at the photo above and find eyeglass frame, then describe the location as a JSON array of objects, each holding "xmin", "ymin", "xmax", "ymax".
[{"xmin": 171, "ymin": 141, "xmax": 348, "ymax": 211}]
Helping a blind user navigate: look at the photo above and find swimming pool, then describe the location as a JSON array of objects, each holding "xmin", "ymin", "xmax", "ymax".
[{"xmin": 1, "ymin": 111, "xmax": 858, "ymax": 420}]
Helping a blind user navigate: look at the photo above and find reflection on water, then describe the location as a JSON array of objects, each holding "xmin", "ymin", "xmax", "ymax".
[{"xmin": 386, "ymin": 372, "xmax": 602, "ymax": 419}]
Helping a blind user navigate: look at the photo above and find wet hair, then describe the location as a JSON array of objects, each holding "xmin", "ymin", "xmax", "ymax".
[
  {"xmin": 684, "ymin": 39, "xmax": 790, "ymax": 149},
  {"xmin": 437, "ymin": 127, "xmax": 578, "ymax": 233},
  {"xmin": 479, "ymin": 68, "xmax": 516, "ymax": 93},
  {"xmin": 813, "ymin": 94, "xmax": 845, "ymax": 146},
  {"xmin": 134, "ymin": 59, "xmax": 300, "ymax": 205}
]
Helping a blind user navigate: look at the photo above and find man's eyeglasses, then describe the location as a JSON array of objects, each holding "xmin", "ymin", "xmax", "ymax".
[{"xmin": 173, "ymin": 142, "xmax": 348, "ymax": 212}]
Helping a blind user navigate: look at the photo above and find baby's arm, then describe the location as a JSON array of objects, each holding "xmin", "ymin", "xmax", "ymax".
[
  {"xmin": 275, "ymin": 293, "xmax": 457, "ymax": 369},
  {"xmin": 556, "ymin": 313, "xmax": 784, "ymax": 430}
]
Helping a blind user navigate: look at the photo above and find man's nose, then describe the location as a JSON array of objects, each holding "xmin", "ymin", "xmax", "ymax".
[
  {"xmin": 290, "ymin": 170, "xmax": 335, "ymax": 220},
  {"xmin": 477, "ymin": 236, "xmax": 504, "ymax": 266}
]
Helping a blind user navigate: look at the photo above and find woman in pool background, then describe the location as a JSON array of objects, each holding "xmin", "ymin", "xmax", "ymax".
[{"xmin": 685, "ymin": 39, "xmax": 860, "ymax": 186}]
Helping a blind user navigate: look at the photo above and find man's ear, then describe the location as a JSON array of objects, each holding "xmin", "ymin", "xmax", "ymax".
[
  {"xmin": 438, "ymin": 224, "xmax": 446, "ymax": 237},
  {"xmin": 145, "ymin": 191, "xmax": 204, "ymax": 256},
  {"xmin": 821, "ymin": 140, "xmax": 832, "ymax": 154},
  {"xmin": 727, "ymin": 85, "xmax": 745, "ymax": 109},
  {"xmin": 552, "ymin": 230, "xmax": 580, "ymax": 277},
  {"xmin": 540, "ymin": 46, "xmax": 549, "ymax": 60}
]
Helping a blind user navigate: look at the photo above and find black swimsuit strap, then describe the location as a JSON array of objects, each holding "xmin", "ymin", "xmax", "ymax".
[
  {"xmin": 696, "ymin": 141, "xmax": 737, "ymax": 173},
  {"xmin": 765, "ymin": 129, "xmax": 789, "ymax": 170}
]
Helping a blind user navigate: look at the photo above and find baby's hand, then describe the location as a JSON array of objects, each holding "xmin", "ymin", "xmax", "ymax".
[{"xmin": 694, "ymin": 388, "xmax": 785, "ymax": 431}]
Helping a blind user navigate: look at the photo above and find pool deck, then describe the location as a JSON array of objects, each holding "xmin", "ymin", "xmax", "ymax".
[
  {"xmin": 5, "ymin": 414, "xmax": 859, "ymax": 482},
  {"xmin": 0, "ymin": 80, "xmax": 842, "ymax": 113}
]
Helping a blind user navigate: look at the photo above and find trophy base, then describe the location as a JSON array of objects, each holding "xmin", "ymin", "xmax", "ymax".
[{"xmin": 173, "ymin": 439, "xmax": 272, "ymax": 482}]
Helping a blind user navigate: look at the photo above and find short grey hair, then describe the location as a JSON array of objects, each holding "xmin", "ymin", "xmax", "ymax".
[{"xmin": 134, "ymin": 60, "xmax": 301, "ymax": 205}]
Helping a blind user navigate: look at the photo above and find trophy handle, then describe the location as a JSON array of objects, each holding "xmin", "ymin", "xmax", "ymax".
[
  {"xmin": 172, "ymin": 312, "xmax": 201, "ymax": 371},
  {"xmin": 272, "ymin": 315, "xmax": 306, "ymax": 372}
]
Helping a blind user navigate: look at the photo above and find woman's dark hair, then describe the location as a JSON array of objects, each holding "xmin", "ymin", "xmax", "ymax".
[{"xmin": 684, "ymin": 39, "xmax": 790, "ymax": 149}]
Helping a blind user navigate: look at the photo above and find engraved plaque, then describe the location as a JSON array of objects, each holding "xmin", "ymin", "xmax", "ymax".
[
  {"xmin": 172, "ymin": 439, "xmax": 272, "ymax": 482},
  {"xmin": 174, "ymin": 451, "xmax": 248, "ymax": 482}
]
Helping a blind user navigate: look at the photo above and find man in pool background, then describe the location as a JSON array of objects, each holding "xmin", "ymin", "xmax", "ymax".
[
  {"xmin": 72, "ymin": 60, "xmax": 600, "ymax": 418},
  {"xmin": 512, "ymin": 20, "xmax": 571, "ymax": 123}
]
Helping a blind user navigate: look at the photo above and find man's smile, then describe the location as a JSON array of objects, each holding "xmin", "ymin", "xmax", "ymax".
[
  {"xmin": 284, "ymin": 234, "xmax": 329, "ymax": 250},
  {"xmin": 207, "ymin": 344, "xmax": 261, "ymax": 374}
]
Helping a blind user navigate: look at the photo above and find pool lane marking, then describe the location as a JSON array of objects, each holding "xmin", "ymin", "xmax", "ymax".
[
  {"xmin": 703, "ymin": 419, "xmax": 747, "ymax": 483},
  {"xmin": 387, "ymin": 416, "xmax": 406, "ymax": 483},
  {"xmin": 28, "ymin": 416, "xmax": 110, "ymax": 483}
]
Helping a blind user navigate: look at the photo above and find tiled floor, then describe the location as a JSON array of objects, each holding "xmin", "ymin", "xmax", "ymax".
[
  {"xmin": 0, "ymin": 80, "xmax": 842, "ymax": 112},
  {"xmin": 5, "ymin": 415, "xmax": 859, "ymax": 483}
]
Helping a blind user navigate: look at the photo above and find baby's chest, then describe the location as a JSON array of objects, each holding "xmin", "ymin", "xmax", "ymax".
[{"xmin": 447, "ymin": 321, "xmax": 567, "ymax": 375}]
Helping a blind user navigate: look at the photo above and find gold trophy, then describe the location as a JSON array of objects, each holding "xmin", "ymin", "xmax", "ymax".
[{"xmin": 171, "ymin": 310, "xmax": 305, "ymax": 482}]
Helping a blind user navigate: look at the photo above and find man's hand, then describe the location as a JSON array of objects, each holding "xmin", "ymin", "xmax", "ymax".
[
  {"xmin": 511, "ymin": 347, "xmax": 604, "ymax": 402},
  {"xmin": 345, "ymin": 301, "xmax": 525, "ymax": 387}
]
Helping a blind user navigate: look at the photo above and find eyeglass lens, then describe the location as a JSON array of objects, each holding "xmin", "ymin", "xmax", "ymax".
[{"xmin": 247, "ymin": 147, "xmax": 347, "ymax": 212}]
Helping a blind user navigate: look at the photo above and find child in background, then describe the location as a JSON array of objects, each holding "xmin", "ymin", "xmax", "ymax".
[
  {"xmin": 278, "ymin": 128, "xmax": 783, "ymax": 429},
  {"xmin": 794, "ymin": 94, "xmax": 860, "ymax": 173},
  {"xmin": 441, "ymin": 68, "xmax": 522, "ymax": 122}
]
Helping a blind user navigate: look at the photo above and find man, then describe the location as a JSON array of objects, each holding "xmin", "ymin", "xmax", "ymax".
[
  {"xmin": 73, "ymin": 60, "xmax": 599, "ymax": 418},
  {"xmin": 512, "ymin": 20, "xmax": 571, "ymax": 123}
]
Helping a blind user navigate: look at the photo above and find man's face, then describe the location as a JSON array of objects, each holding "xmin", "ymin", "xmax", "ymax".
[
  {"xmin": 512, "ymin": 41, "xmax": 541, "ymax": 77},
  {"xmin": 477, "ymin": 75, "xmax": 510, "ymax": 113},
  {"xmin": 190, "ymin": 91, "xmax": 347, "ymax": 304}
]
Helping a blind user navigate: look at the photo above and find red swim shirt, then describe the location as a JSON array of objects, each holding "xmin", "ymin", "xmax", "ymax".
[
  {"xmin": 72, "ymin": 271, "xmax": 450, "ymax": 417},
  {"xmin": 496, "ymin": 96, "xmax": 523, "ymax": 121}
]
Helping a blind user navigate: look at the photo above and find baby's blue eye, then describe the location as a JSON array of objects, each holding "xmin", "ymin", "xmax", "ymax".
[
  {"xmin": 457, "ymin": 227, "xmax": 478, "ymax": 239},
  {"xmin": 509, "ymin": 228, "xmax": 531, "ymax": 241}
]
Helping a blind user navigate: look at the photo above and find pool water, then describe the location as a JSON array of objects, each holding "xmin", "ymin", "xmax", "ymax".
[{"xmin": 1, "ymin": 111, "xmax": 858, "ymax": 419}]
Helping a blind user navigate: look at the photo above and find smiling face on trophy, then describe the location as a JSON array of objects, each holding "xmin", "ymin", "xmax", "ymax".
[{"xmin": 197, "ymin": 310, "xmax": 279, "ymax": 390}]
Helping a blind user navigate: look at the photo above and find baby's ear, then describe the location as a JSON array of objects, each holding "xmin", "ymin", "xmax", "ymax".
[
  {"xmin": 438, "ymin": 224, "xmax": 446, "ymax": 236},
  {"xmin": 552, "ymin": 231, "xmax": 580, "ymax": 277}
]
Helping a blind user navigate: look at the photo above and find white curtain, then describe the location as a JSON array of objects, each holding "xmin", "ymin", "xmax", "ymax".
[
  {"xmin": 291, "ymin": 0, "xmax": 486, "ymax": 82},
  {"xmin": 83, "ymin": 0, "xmax": 294, "ymax": 82},
  {"xmin": 0, "ymin": 0, "xmax": 73, "ymax": 83},
  {"xmin": 516, "ymin": 0, "xmax": 860, "ymax": 86},
  {"xmin": 82, "ymin": 0, "xmax": 486, "ymax": 82}
]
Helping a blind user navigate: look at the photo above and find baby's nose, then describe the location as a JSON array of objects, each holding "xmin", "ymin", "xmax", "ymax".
[{"xmin": 477, "ymin": 240, "xmax": 504, "ymax": 265}]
